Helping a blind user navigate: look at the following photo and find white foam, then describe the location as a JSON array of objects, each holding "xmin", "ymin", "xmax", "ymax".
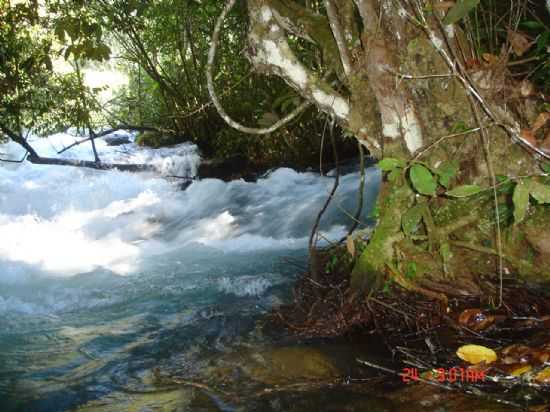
[
  {"xmin": 0, "ymin": 132, "xmax": 380, "ymax": 313},
  {"xmin": 218, "ymin": 275, "xmax": 273, "ymax": 297}
]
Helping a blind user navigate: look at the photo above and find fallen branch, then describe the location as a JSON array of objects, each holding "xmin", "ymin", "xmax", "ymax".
[
  {"xmin": 57, "ymin": 124, "xmax": 171, "ymax": 154},
  {"xmin": 27, "ymin": 154, "xmax": 154, "ymax": 172}
]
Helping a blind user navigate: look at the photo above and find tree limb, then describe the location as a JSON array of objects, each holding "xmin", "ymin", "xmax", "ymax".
[
  {"xmin": 324, "ymin": 0, "xmax": 352, "ymax": 77},
  {"xmin": 1, "ymin": 124, "xmax": 154, "ymax": 172},
  {"xmin": 57, "ymin": 125, "xmax": 172, "ymax": 154},
  {"xmin": 26, "ymin": 155, "xmax": 154, "ymax": 172},
  {"xmin": 207, "ymin": 0, "xmax": 312, "ymax": 135}
]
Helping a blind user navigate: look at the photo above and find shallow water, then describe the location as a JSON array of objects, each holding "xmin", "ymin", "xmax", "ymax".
[{"xmin": 0, "ymin": 131, "xmax": 388, "ymax": 411}]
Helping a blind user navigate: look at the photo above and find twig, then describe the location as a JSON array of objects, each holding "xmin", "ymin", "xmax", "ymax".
[
  {"xmin": 309, "ymin": 118, "xmax": 340, "ymax": 274},
  {"xmin": 324, "ymin": 0, "xmax": 352, "ymax": 77},
  {"xmin": 367, "ymin": 297, "xmax": 411, "ymax": 320},
  {"xmin": 356, "ymin": 358, "xmax": 454, "ymax": 391}
]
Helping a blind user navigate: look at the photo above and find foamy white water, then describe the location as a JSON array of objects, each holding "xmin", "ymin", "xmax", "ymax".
[
  {"xmin": 0, "ymin": 132, "xmax": 379, "ymax": 286},
  {"xmin": 0, "ymin": 131, "xmax": 380, "ymax": 410}
]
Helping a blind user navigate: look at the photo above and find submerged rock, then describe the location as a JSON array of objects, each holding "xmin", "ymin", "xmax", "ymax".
[
  {"xmin": 103, "ymin": 134, "xmax": 131, "ymax": 146},
  {"xmin": 241, "ymin": 346, "xmax": 341, "ymax": 385}
]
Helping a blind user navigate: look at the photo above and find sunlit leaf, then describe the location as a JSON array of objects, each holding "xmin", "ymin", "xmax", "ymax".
[
  {"xmin": 456, "ymin": 344, "xmax": 497, "ymax": 364},
  {"xmin": 510, "ymin": 365, "xmax": 532, "ymax": 376},
  {"xmin": 535, "ymin": 368, "xmax": 550, "ymax": 383}
]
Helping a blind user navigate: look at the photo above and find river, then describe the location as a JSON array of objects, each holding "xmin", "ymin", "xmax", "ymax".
[{"xmin": 1, "ymin": 131, "xmax": 390, "ymax": 411}]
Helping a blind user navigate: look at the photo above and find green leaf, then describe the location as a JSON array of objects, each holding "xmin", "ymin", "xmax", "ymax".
[
  {"xmin": 410, "ymin": 164, "xmax": 437, "ymax": 196},
  {"xmin": 402, "ymin": 203, "xmax": 424, "ymax": 236},
  {"xmin": 435, "ymin": 160, "xmax": 459, "ymax": 189},
  {"xmin": 405, "ymin": 262, "xmax": 417, "ymax": 279},
  {"xmin": 536, "ymin": 31, "xmax": 550, "ymax": 54},
  {"xmin": 521, "ymin": 21, "xmax": 545, "ymax": 30},
  {"xmin": 542, "ymin": 163, "xmax": 550, "ymax": 174},
  {"xmin": 442, "ymin": 0, "xmax": 481, "ymax": 25},
  {"xmin": 445, "ymin": 184, "xmax": 483, "ymax": 198},
  {"xmin": 530, "ymin": 181, "xmax": 550, "ymax": 204},
  {"xmin": 388, "ymin": 167, "xmax": 403, "ymax": 183},
  {"xmin": 378, "ymin": 158, "xmax": 406, "ymax": 172},
  {"xmin": 513, "ymin": 180, "xmax": 531, "ymax": 223}
]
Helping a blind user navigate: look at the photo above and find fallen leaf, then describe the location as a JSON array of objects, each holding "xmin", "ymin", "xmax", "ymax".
[
  {"xmin": 520, "ymin": 79, "xmax": 536, "ymax": 97},
  {"xmin": 502, "ymin": 356, "xmax": 518, "ymax": 365},
  {"xmin": 521, "ymin": 129, "xmax": 537, "ymax": 146},
  {"xmin": 501, "ymin": 344, "xmax": 532, "ymax": 357},
  {"xmin": 510, "ymin": 364, "xmax": 532, "ymax": 376},
  {"xmin": 457, "ymin": 344, "xmax": 497, "ymax": 364},
  {"xmin": 532, "ymin": 112, "xmax": 550, "ymax": 133},
  {"xmin": 457, "ymin": 308, "xmax": 495, "ymax": 331},
  {"xmin": 508, "ymin": 29, "xmax": 534, "ymax": 56},
  {"xmin": 481, "ymin": 53, "xmax": 499, "ymax": 66},
  {"xmin": 533, "ymin": 350, "xmax": 549, "ymax": 365},
  {"xmin": 535, "ymin": 368, "xmax": 550, "ymax": 384}
]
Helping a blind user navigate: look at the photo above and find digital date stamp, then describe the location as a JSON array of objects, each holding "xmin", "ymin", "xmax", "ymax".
[{"xmin": 401, "ymin": 367, "xmax": 486, "ymax": 383}]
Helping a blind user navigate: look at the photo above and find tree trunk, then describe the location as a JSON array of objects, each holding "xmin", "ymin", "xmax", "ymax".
[{"xmin": 210, "ymin": 0, "xmax": 550, "ymax": 296}]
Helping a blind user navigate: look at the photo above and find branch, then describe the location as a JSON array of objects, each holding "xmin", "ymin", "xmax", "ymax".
[
  {"xmin": 207, "ymin": 0, "xmax": 311, "ymax": 135},
  {"xmin": 324, "ymin": 0, "xmax": 352, "ymax": 76},
  {"xmin": 1, "ymin": 123, "xmax": 154, "ymax": 172},
  {"xmin": 57, "ymin": 125, "xmax": 170, "ymax": 154},
  {"xmin": 26, "ymin": 155, "xmax": 154, "ymax": 172},
  {"xmin": 406, "ymin": 0, "xmax": 550, "ymax": 161},
  {"xmin": 0, "ymin": 123, "xmax": 39, "ymax": 158},
  {"xmin": 354, "ymin": 0, "xmax": 424, "ymax": 154},
  {"xmin": 268, "ymin": 0, "xmax": 345, "ymax": 80}
]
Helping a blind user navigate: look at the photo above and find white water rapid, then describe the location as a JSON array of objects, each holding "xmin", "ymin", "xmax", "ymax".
[{"xmin": 0, "ymin": 130, "xmax": 380, "ymax": 410}]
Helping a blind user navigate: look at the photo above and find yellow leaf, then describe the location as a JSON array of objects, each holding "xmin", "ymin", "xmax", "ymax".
[
  {"xmin": 535, "ymin": 368, "xmax": 550, "ymax": 384},
  {"xmin": 456, "ymin": 344, "xmax": 497, "ymax": 364},
  {"xmin": 511, "ymin": 365, "xmax": 532, "ymax": 376}
]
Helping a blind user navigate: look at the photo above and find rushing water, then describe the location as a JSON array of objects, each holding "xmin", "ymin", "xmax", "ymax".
[{"xmin": 0, "ymin": 131, "xmax": 386, "ymax": 411}]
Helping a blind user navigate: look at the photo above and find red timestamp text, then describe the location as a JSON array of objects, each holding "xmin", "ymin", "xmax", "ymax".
[{"xmin": 401, "ymin": 367, "xmax": 486, "ymax": 383}]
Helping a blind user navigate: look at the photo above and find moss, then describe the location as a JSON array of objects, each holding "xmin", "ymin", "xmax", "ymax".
[
  {"xmin": 350, "ymin": 179, "xmax": 413, "ymax": 290},
  {"xmin": 135, "ymin": 131, "xmax": 177, "ymax": 148},
  {"xmin": 269, "ymin": 0, "xmax": 344, "ymax": 78}
]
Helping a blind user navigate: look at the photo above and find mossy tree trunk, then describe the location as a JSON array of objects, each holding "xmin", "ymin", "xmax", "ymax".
[{"xmin": 211, "ymin": 0, "xmax": 550, "ymax": 296}]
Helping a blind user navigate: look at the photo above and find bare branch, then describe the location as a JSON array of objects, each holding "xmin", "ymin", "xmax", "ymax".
[
  {"xmin": 207, "ymin": 0, "xmax": 311, "ymax": 135},
  {"xmin": 324, "ymin": 0, "xmax": 352, "ymax": 77},
  {"xmin": 57, "ymin": 125, "xmax": 170, "ymax": 154},
  {"xmin": 1, "ymin": 124, "xmax": 154, "ymax": 172},
  {"xmin": 0, "ymin": 123, "xmax": 39, "ymax": 158},
  {"xmin": 26, "ymin": 155, "xmax": 154, "ymax": 172}
]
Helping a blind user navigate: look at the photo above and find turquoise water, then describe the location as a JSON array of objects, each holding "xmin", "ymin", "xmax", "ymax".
[{"xmin": 0, "ymin": 132, "xmax": 382, "ymax": 411}]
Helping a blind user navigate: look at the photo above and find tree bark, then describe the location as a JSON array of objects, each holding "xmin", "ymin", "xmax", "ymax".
[{"xmin": 210, "ymin": 0, "xmax": 550, "ymax": 295}]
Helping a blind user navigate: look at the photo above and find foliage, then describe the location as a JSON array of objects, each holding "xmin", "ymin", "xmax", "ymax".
[
  {"xmin": 0, "ymin": 0, "xmax": 109, "ymax": 136},
  {"xmin": 512, "ymin": 178, "xmax": 550, "ymax": 224},
  {"xmin": 454, "ymin": 0, "xmax": 550, "ymax": 94}
]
